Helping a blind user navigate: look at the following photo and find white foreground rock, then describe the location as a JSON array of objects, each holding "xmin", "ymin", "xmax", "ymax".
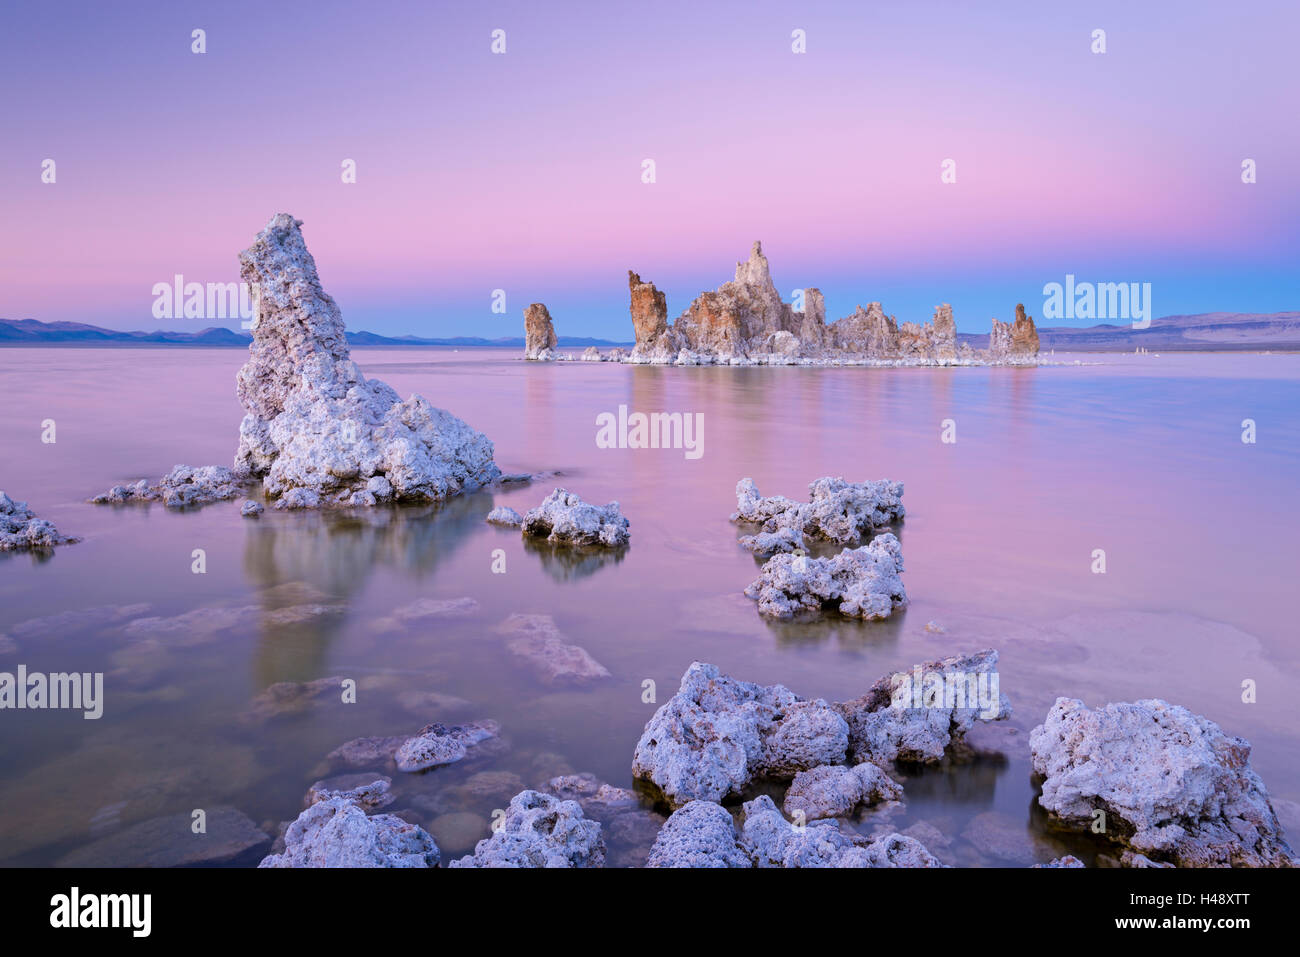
[
  {"xmin": 834, "ymin": 649, "xmax": 1010, "ymax": 767},
  {"xmin": 647, "ymin": 801, "xmax": 750, "ymax": 868},
  {"xmin": 521, "ymin": 488, "xmax": 630, "ymax": 547},
  {"xmin": 744, "ymin": 534, "xmax": 906, "ymax": 620},
  {"xmin": 782, "ymin": 762, "xmax": 902, "ymax": 821},
  {"xmin": 449, "ymin": 790, "xmax": 605, "ymax": 867},
  {"xmin": 234, "ymin": 214, "xmax": 499, "ymax": 506},
  {"xmin": 631, "ymin": 661, "xmax": 848, "ymax": 807},
  {"xmin": 258, "ymin": 796, "xmax": 439, "ymax": 867},
  {"xmin": 0, "ymin": 491, "xmax": 78, "ymax": 551},
  {"xmin": 1030, "ymin": 697, "xmax": 1294, "ymax": 868}
]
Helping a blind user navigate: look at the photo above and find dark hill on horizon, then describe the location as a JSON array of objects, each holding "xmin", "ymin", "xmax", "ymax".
[{"xmin": 2, "ymin": 314, "xmax": 1298, "ymax": 351}]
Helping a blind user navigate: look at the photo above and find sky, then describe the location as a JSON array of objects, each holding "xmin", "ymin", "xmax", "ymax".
[{"xmin": 1, "ymin": 0, "xmax": 1297, "ymax": 338}]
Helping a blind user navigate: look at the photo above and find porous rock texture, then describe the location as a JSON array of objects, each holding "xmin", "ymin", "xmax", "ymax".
[
  {"xmin": 234, "ymin": 214, "xmax": 499, "ymax": 507},
  {"xmin": 782, "ymin": 762, "xmax": 903, "ymax": 821},
  {"xmin": 449, "ymin": 790, "xmax": 605, "ymax": 867},
  {"xmin": 521, "ymin": 488, "xmax": 630, "ymax": 547},
  {"xmin": 732, "ymin": 476, "xmax": 905, "ymax": 548},
  {"xmin": 835, "ymin": 649, "xmax": 1010, "ymax": 767},
  {"xmin": 741, "ymin": 795, "xmax": 944, "ymax": 868},
  {"xmin": 258, "ymin": 795, "xmax": 440, "ymax": 867},
  {"xmin": 485, "ymin": 505, "xmax": 523, "ymax": 527},
  {"xmin": 90, "ymin": 465, "xmax": 247, "ymax": 508},
  {"xmin": 631, "ymin": 662, "xmax": 849, "ymax": 808},
  {"xmin": 625, "ymin": 242, "xmax": 1037, "ymax": 365},
  {"xmin": 1030, "ymin": 697, "xmax": 1294, "ymax": 868},
  {"xmin": 646, "ymin": 801, "xmax": 750, "ymax": 868},
  {"xmin": 523, "ymin": 303, "xmax": 558, "ymax": 360},
  {"xmin": 744, "ymin": 533, "xmax": 907, "ymax": 620},
  {"xmin": 0, "ymin": 491, "xmax": 78, "ymax": 551},
  {"xmin": 394, "ymin": 720, "xmax": 500, "ymax": 772}
]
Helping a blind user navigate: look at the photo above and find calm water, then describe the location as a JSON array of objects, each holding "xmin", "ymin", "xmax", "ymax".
[{"xmin": 2, "ymin": 347, "xmax": 1298, "ymax": 866}]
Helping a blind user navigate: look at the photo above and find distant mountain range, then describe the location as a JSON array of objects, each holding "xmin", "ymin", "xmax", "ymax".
[
  {"xmin": 2, "ymin": 313, "xmax": 1297, "ymax": 351},
  {"xmin": 0, "ymin": 318, "xmax": 629, "ymax": 349}
]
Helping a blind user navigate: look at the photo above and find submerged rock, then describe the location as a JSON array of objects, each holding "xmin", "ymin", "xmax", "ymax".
[
  {"xmin": 0, "ymin": 491, "xmax": 78, "ymax": 551},
  {"xmin": 240, "ymin": 500, "xmax": 264, "ymax": 517},
  {"xmin": 782, "ymin": 763, "xmax": 902, "ymax": 822},
  {"xmin": 631, "ymin": 661, "xmax": 848, "ymax": 807},
  {"xmin": 523, "ymin": 303, "xmax": 558, "ymax": 360},
  {"xmin": 449, "ymin": 790, "xmax": 605, "ymax": 868},
  {"xmin": 305, "ymin": 775, "xmax": 394, "ymax": 811},
  {"xmin": 497, "ymin": 614, "xmax": 612, "ymax": 686},
  {"xmin": 834, "ymin": 649, "xmax": 1010, "ymax": 767},
  {"xmin": 91, "ymin": 465, "xmax": 247, "ymax": 508},
  {"xmin": 744, "ymin": 534, "xmax": 906, "ymax": 620},
  {"xmin": 1030, "ymin": 697, "xmax": 1293, "ymax": 867},
  {"xmin": 485, "ymin": 506, "xmax": 523, "ymax": 527},
  {"xmin": 57, "ymin": 806, "xmax": 268, "ymax": 868},
  {"xmin": 521, "ymin": 488, "xmax": 630, "ymax": 548},
  {"xmin": 234, "ymin": 214, "xmax": 499, "ymax": 506},
  {"xmin": 258, "ymin": 796, "xmax": 439, "ymax": 868},
  {"xmin": 733, "ymin": 476, "xmax": 905, "ymax": 545},
  {"xmin": 647, "ymin": 801, "xmax": 749, "ymax": 868}
]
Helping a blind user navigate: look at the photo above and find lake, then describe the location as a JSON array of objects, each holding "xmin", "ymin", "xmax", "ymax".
[{"xmin": 1, "ymin": 346, "xmax": 1297, "ymax": 866}]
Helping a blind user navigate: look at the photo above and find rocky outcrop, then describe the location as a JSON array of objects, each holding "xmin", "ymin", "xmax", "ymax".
[
  {"xmin": 234, "ymin": 214, "xmax": 499, "ymax": 506},
  {"xmin": 258, "ymin": 796, "xmax": 439, "ymax": 867},
  {"xmin": 743, "ymin": 534, "xmax": 906, "ymax": 620},
  {"xmin": 732, "ymin": 476, "xmax": 905, "ymax": 549},
  {"xmin": 624, "ymin": 242, "xmax": 1039, "ymax": 366},
  {"xmin": 485, "ymin": 506, "xmax": 523, "ymax": 527},
  {"xmin": 521, "ymin": 488, "xmax": 630, "ymax": 548},
  {"xmin": 523, "ymin": 303, "xmax": 558, "ymax": 360},
  {"xmin": 0, "ymin": 491, "xmax": 78, "ymax": 551},
  {"xmin": 835, "ymin": 649, "xmax": 1010, "ymax": 767},
  {"xmin": 449, "ymin": 790, "xmax": 605, "ymax": 867},
  {"xmin": 628, "ymin": 271, "xmax": 677, "ymax": 361},
  {"xmin": 632, "ymin": 662, "xmax": 848, "ymax": 807},
  {"xmin": 1030, "ymin": 697, "xmax": 1293, "ymax": 867},
  {"xmin": 782, "ymin": 763, "xmax": 902, "ymax": 821},
  {"xmin": 90, "ymin": 465, "xmax": 247, "ymax": 509},
  {"xmin": 741, "ymin": 795, "xmax": 943, "ymax": 868},
  {"xmin": 989, "ymin": 303, "xmax": 1040, "ymax": 359}
]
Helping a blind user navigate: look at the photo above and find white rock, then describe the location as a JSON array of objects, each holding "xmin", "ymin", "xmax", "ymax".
[
  {"xmin": 782, "ymin": 763, "xmax": 903, "ymax": 821},
  {"xmin": 449, "ymin": 790, "xmax": 605, "ymax": 868},
  {"xmin": 1030, "ymin": 697, "xmax": 1293, "ymax": 867},
  {"xmin": 258, "ymin": 796, "xmax": 438, "ymax": 868},
  {"xmin": 732, "ymin": 476, "xmax": 905, "ymax": 544},
  {"xmin": 744, "ymin": 534, "xmax": 906, "ymax": 620},
  {"xmin": 741, "ymin": 795, "xmax": 943, "ymax": 868},
  {"xmin": 394, "ymin": 720, "xmax": 500, "ymax": 772},
  {"xmin": 631, "ymin": 661, "xmax": 848, "ymax": 808},
  {"xmin": 647, "ymin": 801, "xmax": 750, "ymax": 868},
  {"xmin": 234, "ymin": 214, "xmax": 499, "ymax": 507},
  {"xmin": 485, "ymin": 506, "xmax": 523, "ymax": 527},
  {"xmin": 521, "ymin": 488, "xmax": 629, "ymax": 548}
]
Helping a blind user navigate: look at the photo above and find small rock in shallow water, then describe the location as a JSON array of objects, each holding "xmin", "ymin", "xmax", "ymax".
[
  {"xmin": 305, "ymin": 775, "xmax": 394, "ymax": 810},
  {"xmin": 521, "ymin": 488, "xmax": 629, "ymax": 548},
  {"xmin": 742, "ymin": 795, "xmax": 943, "ymax": 868},
  {"xmin": 485, "ymin": 506, "xmax": 523, "ymax": 527},
  {"xmin": 732, "ymin": 476, "xmax": 904, "ymax": 545},
  {"xmin": 449, "ymin": 790, "xmax": 605, "ymax": 868},
  {"xmin": 240, "ymin": 500, "xmax": 264, "ymax": 517},
  {"xmin": 90, "ymin": 465, "xmax": 247, "ymax": 509},
  {"xmin": 394, "ymin": 720, "xmax": 501, "ymax": 772},
  {"xmin": 744, "ymin": 534, "xmax": 907, "ymax": 620},
  {"xmin": 0, "ymin": 490, "xmax": 79, "ymax": 551},
  {"xmin": 259, "ymin": 797, "xmax": 439, "ymax": 868},
  {"xmin": 497, "ymin": 613, "xmax": 612, "ymax": 686}
]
